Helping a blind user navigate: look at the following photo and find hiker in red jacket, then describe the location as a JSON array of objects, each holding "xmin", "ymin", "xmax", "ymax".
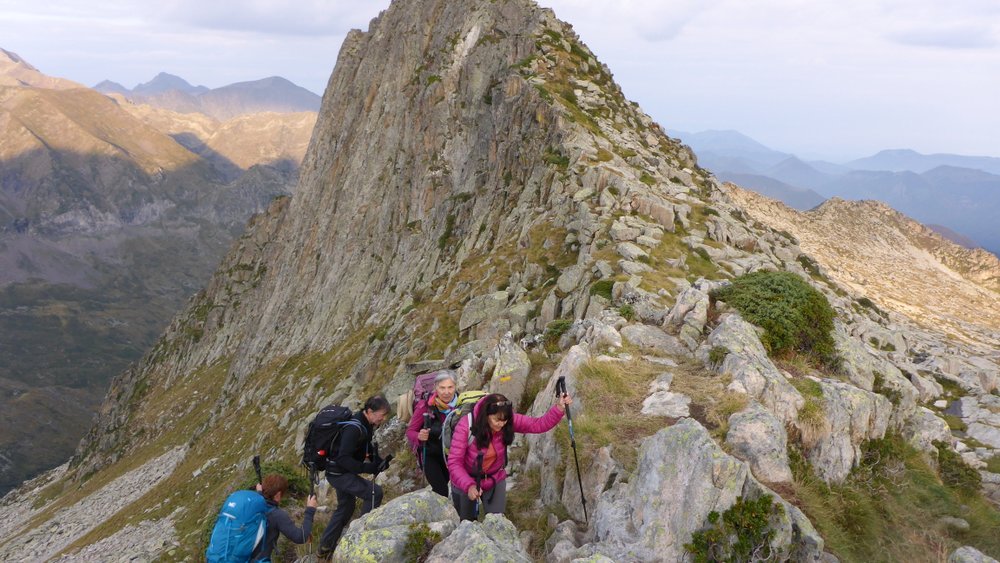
[
  {"xmin": 406, "ymin": 371, "xmax": 459, "ymax": 499},
  {"xmin": 447, "ymin": 392, "xmax": 572, "ymax": 520}
]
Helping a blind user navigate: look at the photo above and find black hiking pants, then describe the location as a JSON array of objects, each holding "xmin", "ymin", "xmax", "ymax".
[
  {"xmin": 319, "ymin": 472, "xmax": 383, "ymax": 552},
  {"xmin": 423, "ymin": 449, "xmax": 450, "ymax": 497}
]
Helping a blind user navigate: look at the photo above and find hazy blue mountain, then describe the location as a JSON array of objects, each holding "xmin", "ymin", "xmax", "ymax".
[
  {"xmin": 717, "ymin": 171, "xmax": 826, "ymax": 210},
  {"xmin": 848, "ymin": 149, "xmax": 1000, "ymax": 176},
  {"xmin": 197, "ymin": 76, "xmax": 321, "ymax": 120},
  {"xmin": 92, "ymin": 79, "xmax": 129, "ymax": 94},
  {"xmin": 669, "ymin": 129, "xmax": 791, "ymax": 171},
  {"xmin": 95, "ymin": 73, "xmax": 321, "ymax": 120},
  {"xmin": 131, "ymin": 72, "xmax": 208, "ymax": 95},
  {"xmin": 765, "ymin": 157, "xmax": 835, "ymax": 192}
]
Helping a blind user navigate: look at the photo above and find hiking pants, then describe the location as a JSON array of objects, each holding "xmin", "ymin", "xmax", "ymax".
[
  {"xmin": 455, "ymin": 479, "xmax": 506, "ymax": 521},
  {"xmin": 319, "ymin": 472, "xmax": 383, "ymax": 552},
  {"xmin": 423, "ymin": 450, "xmax": 450, "ymax": 498}
]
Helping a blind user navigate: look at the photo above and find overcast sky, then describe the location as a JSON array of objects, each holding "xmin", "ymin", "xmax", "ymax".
[{"xmin": 2, "ymin": 0, "xmax": 998, "ymax": 160}]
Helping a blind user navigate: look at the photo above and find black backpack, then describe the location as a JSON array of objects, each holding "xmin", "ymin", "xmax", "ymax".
[{"xmin": 302, "ymin": 405, "xmax": 366, "ymax": 471}]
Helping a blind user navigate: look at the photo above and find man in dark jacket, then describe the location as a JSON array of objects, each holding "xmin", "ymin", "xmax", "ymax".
[
  {"xmin": 317, "ymin": 395, "xmax": 391, "ymax": 559},
  {"xmin": 250, "ymin": 474, "xmax": 317, "ymax": 562}
]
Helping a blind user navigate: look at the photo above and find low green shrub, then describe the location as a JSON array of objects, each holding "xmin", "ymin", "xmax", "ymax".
[
  {"xmin": 402, "ymin": 523, "xmax": 443, "ymax": 562},
  {"xmin": 589, "ymin": 279, "xmax": 614, "ymax": 300},
  {"xmin": 618, "ymin": 304, "xmax": 636, "ymax": 321},
  {"xmin": 711, "ymin": 271, "xmax": 837, "ymax": 368},
  {"xmin": 934, "ymin": 440, "xmax": 982, "ymax": 495},
  {"xmin": 685, "ymin": 494, "xmax": 783, "ymax": 563},
  {"xmin": 708, "ymin": 346, "xmax": 729, "ymax": 365}
]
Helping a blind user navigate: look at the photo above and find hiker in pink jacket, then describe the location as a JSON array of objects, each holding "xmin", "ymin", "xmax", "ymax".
[
  {"xmin": 406, "ymin": 372, "xmax": 459, "ymax": 499},
  {"xmin": 447, "ymin": 392, "xmax": 572, "ymax": 520}
]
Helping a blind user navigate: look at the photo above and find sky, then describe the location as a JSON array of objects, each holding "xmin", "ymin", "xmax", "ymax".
[{"xmin": 2, "ymin": 0, "xmax": 999, "ymax": 160}]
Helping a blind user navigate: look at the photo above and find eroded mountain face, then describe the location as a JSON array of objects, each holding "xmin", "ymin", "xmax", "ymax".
[{"xmin": 2, "ymin": 0, "xmax": 998, "ymax": 561}]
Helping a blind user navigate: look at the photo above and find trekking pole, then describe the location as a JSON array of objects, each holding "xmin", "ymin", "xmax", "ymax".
[
  {"xmin": 475, "ymin": 451, "xmax": 484, "ymax": 521},
  {"xmin": 307, "ymin": 463, "xmax": 317, "ymax": 497},
  {"xmin": 556, "ymin": 376, "xmax": 588, "ymax": 523},
  {"xmin": 253, "ymin": 455, "xmax": 263, "ymax": 487},
  {"xmin": 421, "ymin": 413, "xmax": 432, "ymax": 471}
]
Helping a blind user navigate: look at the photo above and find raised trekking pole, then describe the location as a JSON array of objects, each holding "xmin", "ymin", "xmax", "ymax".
[
  {"xmin": 421, "ymin": 413, "xmax": 432, "ymax": 470},
  {"xmin": 252, "ymin": 455, "xmax": 263, "ymax": 488},
  {"xmin": 556, "ymin": 376, "xmax": 587, "ymax": 523},
  {"xmin": 475, "ymin": 451, "xmax": 484, "ymax": 521}
]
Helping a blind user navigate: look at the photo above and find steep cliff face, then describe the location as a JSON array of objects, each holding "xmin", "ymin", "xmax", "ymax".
[{"xmin": 4, "ymin": 0, "xmax": 999, "ymax": 561}]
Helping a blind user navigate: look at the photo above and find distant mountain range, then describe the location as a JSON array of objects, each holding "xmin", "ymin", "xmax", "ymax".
[
  {"xmin": 94, "ymin": 72, "xmax": 322, "ymax": 120},
  {"xmin": 671, "ymin": 129, "xmax": 1000, "ymax": 254},
  {"xmin": 0, "ymin": 50, "xmax": 316, "ymax": 495}
]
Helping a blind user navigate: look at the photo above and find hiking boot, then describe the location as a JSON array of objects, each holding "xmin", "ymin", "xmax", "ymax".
[{"xmin": 316, "ymin": 547, "xmax": 333, "ymax": 562}]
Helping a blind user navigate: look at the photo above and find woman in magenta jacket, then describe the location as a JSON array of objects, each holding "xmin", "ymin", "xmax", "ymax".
[
  {"xmin": 406, "ymin": 372, "xmax": 458, "ymax": 499},
  {"xmin": 447, "ymin": 392, "xmax": 572, "ymax": 520}
]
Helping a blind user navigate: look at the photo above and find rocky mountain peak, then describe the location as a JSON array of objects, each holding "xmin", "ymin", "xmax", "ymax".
[{"xmin": 132, "ymin": 72, "xmax": 207, "ymax": 95}]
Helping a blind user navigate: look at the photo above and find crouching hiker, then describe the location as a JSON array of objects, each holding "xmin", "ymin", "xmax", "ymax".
[
  {"xmin": 447, "ymin": 392, "xmax": 572, "ymax": 521},
  {"xmin": 317, "ymin": 396, "xmax": 392, "ymax": 559},
  {"xmin": 249, "ymin": 474, "xmax": 318, "ymax": 562}
]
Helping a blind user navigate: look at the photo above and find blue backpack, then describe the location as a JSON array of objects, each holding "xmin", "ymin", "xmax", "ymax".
[{"xmin": 205, "ymin": 490, "xmax": 272, "ymax": 562}]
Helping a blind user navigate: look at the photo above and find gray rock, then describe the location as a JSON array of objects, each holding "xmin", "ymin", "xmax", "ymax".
[
  {"xmin": 580, "ymin": 319, "xmax": 622, "ymax": 353},
  {"xmin": 488, "ymin": 333, "xmax": 531, "ymax": 411},
  {"xmin": 561, "ymin": 446, "xmax": 622, "ymax": 523},
  {"xmin": 939, "ymin": 516, "xmax": 971, "ymax": 532},
  {"xmin": 609, "ymin": 222, "xmax": 641, "ymax": 242},
  {"xmin": 635, "ymin": 235, "xmax": 659, "ymax": 248},
  {"xmin": 426, "ymin": 514, "xmax": 532, "ymax": 563},
  {"xmin": 540, "ymin": 290, "xmax": 561, "ymax": 328},
  {"xmin": 545, "ymin": 520, "xmax": 581, "ymax": 563},
  {"xmin": 949, "ymin": 546, "xmax": 1000, "ymax": 563},
  {"xmin": 640, "ymin": 373, "xmax": 690, "ymax": 417},
  {"xmin": 616, "ymin": 242, "xmax": 648, "ymax": 261},
  {"xmin": 803, "ymin": 379, "xmax": 891, "ymax": 484},
  {"xmin": 334, "ymin": 488, "xmax": 460, "ymax": 562},
  {"xmin": 903, "ymin": 407, "xmax": 952, "ymax": 456},
  {"xmin": 558, "ymin": 264, "xmax": 588, "ymax": 294},
  {"xmin": 705, "ymin": 314, "xmax": 804, "ymax": 423},
  {"xmin": 620, "ymin": 324, "xmax": 687, "ymax": 356},
  {"xmin": 618, "ymin": 260, "xmax": 651, "ymax": 275},
  {"xmin": 525, "ymin": 345, "xmax": 589, "ymax": 504},
  {"xmin": 910, "ymin": 372, "xmax": 944, "ymax": 403},
  {"xmin": 576, "ymin": 419, "xmax": 823, "ymax": 562},
  {"xmin": 460, "ymin": 291, "xmax": 509, "ymax": 331},
  {"xmin": 726, "ymin": 402, "xmax": 793, "ymax": 483}
]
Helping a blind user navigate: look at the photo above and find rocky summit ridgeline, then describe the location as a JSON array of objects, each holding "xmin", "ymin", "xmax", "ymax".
[{"xmin": 2, "ymin": 0, "xmax": 999, "ymax": 561}]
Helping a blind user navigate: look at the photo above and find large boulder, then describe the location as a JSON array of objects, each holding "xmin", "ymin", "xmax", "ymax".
[
  {"xmin": 903, "ymin": 407, "xmax": 953, "ymax": 457},
  {"xmin": 426, "ymin": 514, "xmax": 532, "ymax": 563},
  {"xmin": 726, "ymin": 402, "xmax": 793, "ymax": 484},
  {"xmin": 488, "ymin": 333, "xmax": 531, "ymax": 411},
  {"xmin": 561, "ymin": 446, "xmax": 622, "ymax": 523},
  {"xmin": 524, "ymin": 345, "xmax": 589, "ymax": 504},
  {"xmin": 704, "ymin": 314, "xmax": 804, "ymax": 423},
  {"xmin": 575, "ymin": 418, "xmax": 823, "ymax": 562},
  {"xmin": 663, "ymin": 282, "xmax": 711, "ymax": 349},
  {"xmin": 834, "ymin": 324, "xmax": 918, "ymax": 427},
  {"xmin": 801, "ymin": 379, "xmax": 891, "ymax": 484},
  {"xmin": 333, "ymin": 489, "xmax": 460, "ymax": 562},
  {"xmin": 620, "ymin": 324, "xmax": 687, "ymax": 357}
]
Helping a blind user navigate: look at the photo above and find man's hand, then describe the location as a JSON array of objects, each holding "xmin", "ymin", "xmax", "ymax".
[
  {"xmin": 306, "ymin": 495, "xmax": 318, "ymax": 509},
  {"xmin": 377, "ymin": 454, "xmax": 394, "ymax": 473}
]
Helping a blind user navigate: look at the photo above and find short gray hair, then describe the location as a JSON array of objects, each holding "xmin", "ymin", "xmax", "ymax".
[{"xmin": 434, "ymin": 371, "xmax": 456, "ymax": 385}]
